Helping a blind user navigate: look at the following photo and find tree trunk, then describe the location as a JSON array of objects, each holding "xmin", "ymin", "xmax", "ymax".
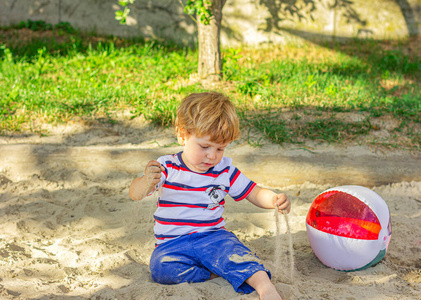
[
  {"xmin": 395, "ymin": 0, "xmax": 419, "ymax": 36},
  {"xmin": 197, "ymin": 0, "xmax": 226, "ymax": 81}
]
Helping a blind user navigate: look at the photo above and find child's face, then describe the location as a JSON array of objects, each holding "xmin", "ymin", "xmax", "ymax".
[{"xmin": 181, "ymin": 134, "xmax": 228, "ymax": 173}]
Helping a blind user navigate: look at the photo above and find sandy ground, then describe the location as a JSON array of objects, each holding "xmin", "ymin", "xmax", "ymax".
[{"xmin": 0, "ymin": 120, "xmax": 420, "ymax": 299}]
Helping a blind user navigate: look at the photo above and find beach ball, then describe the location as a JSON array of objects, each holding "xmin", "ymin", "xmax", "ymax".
[{"xmin": 306, "ymin": 185, "xmax": 392, "ymax": 271}]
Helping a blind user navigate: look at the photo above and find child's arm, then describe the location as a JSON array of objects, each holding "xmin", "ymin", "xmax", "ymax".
[
  {"xmin": 129, "ymin": 160, "xmax": 165, "ymax": 201},
  {"xmin": 246, "ymin": 186, "xmax": 291, "ymax": 213}
]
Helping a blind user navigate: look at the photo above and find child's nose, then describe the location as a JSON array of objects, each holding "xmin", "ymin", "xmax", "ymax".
[{"xmin": 207, "ymin": 149, "xmax": 217, "ymax": 159}]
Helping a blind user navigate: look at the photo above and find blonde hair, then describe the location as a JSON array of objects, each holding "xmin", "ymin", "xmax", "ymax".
[{"xmin": 175, "ymin": 92, "xmax": 240, "ymax": 144}]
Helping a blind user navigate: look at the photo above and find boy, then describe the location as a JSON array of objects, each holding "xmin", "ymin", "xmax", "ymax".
[{"xmin": 129, "ymin": 92, "xmax": 291, "ymax": 299}]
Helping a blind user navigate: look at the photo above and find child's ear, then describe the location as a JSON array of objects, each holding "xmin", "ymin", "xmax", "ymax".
[
  {"xmin": 177, "ymin": 129, "xmax": 187, "ymax": 146},
  {"xmin": 177, "ymin": 135, "xmax": 185, "ymax": 146}
]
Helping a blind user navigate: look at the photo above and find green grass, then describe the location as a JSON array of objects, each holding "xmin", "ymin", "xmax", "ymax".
[{"xmin": 1, "ymin": 22, "xmax": 420, "ymax": 149}]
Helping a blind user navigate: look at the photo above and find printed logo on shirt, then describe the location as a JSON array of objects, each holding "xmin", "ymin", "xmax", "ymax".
[{"xmin": 205, "ymin": 185, "xmax": 226, "ymax": 209}]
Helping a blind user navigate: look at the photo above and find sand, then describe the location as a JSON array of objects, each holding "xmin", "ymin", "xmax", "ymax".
[{"xmin": 0, "ymin": 120, "xmax": 420, "ymax": 299}]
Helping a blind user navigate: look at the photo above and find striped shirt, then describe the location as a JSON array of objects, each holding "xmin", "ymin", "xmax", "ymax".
[{"xmin": 152, "ymin": 152, "xmax": 256, "ymax": 245}]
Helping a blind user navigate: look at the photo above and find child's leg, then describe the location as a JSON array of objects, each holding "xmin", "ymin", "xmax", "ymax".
[
  {"xmin": 245, "ymin": 271, "xmax": 282, "ymax": 300},
  {"xmin": 150, "ymin": 235, "xmax": 211, "ymax": 285},
  {"xmin": 193, "ymin": 229, "xmax": 271, "ymax": 294}
]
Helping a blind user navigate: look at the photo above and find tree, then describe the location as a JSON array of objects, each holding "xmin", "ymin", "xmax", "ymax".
[
  {"xmin": 394, "ymin": 0, "xmax": 419, "ymax": 36},
  {"xmin": 116, "ymin": 0, "xmax": 226, "ymax": 82},
  {"xmin": 195, "ymin": 0, "xmax": 226, "ymax": 82}
]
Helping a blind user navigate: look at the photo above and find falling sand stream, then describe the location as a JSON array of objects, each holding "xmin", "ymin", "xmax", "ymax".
[{"xmin": 274, "ymin": 208, "xmax": 295, "ymax": 284}]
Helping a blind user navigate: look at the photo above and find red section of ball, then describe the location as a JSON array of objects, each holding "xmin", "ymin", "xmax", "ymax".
[{"xmin": 306, "ymin": 191, "xmax": 381, "ymax": 240}]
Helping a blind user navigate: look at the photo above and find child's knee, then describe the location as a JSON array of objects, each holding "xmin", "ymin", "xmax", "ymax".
[
  {"xmin": 150, "ymin": 259, "xmax": 182, "ymax": 284},
  {"xmin": 150, "ymin": 252, "xmax": 176, "ymax": 283},
  {"xmin": 150, "ymin": 253, "xmax": 210, "ymax": 284}
]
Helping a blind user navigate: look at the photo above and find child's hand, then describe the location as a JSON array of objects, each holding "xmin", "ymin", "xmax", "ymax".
[
  {"xmin": 129, "ymin": 160, "xmax": 165, "ymax": 201},
  {"xmin": 273, "ymin": 193, "xmax": 291, "ymax": 214},
  {"xmin": 144, "ymin": 160, "xmax": 165, "ymax": 188}
]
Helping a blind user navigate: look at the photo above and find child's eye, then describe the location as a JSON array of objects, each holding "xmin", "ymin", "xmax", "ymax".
[{"xmin": 200, "ymin": 145, "xmax": 209, "ymax": 149}]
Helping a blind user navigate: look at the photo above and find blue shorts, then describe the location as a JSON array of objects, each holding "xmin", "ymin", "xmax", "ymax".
[{"xmin": 149, "ymin": 229, "xmax": 270, "ymax": 294}]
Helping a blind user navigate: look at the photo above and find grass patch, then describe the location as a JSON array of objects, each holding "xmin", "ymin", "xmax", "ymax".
[{"xmin": 1, "ymin": 22, "xmax": 420, "ymax": 150}]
